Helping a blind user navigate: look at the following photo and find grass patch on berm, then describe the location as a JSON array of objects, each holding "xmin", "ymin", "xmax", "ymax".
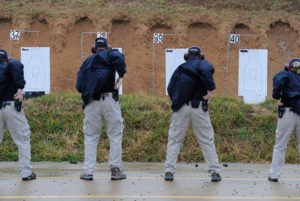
[{"xmin": 0, "ymin": 94, "xmax": 299, "ymax": 163}]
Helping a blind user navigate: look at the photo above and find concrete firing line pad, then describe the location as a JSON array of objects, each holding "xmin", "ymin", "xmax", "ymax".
[{"xmin": 1, "ymin": 162, "xmax": 300, "ymax": 201}]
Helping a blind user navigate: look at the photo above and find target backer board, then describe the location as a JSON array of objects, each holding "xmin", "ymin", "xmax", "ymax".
[
  {"xmin": 21, "ymin": 47, "xmax": 50, "ymax": 94},
  {"xmin": 165, "ymin": 48, "xmax": 188, "ymax": 95},
  {"xmin": 238, "ymin": 49, "xmax": 268, "ymax": 104},
  {"xmin": 113, "ymin": 48, "xmax": 123, "ymax": 95}
]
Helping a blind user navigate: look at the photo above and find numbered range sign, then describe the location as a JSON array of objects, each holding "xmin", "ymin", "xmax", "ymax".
[
  {"xmin": 10, "ymin": 30, "xmax": 21, "ymax": 40},
  {"xmin": 229, "ymin": 34, "xmax": 240, "ymax": 44},
  {"xmin": 153, "ymin": 33, "xmax": 163, "ymax": 44},
  {"xmin": 97, "ymin": 32, "xmax": 108, "ymax": 39}
]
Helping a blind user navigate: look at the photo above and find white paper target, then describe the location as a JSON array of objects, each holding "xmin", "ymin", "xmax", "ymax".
[
  {"xmin": 238, "ymin": 49, "xmax": 268, "ymax": 104},
  {"xmin": 113, "ymin": 48, "xmax": 123, "ymax": 95},
  {"xmin": 21, "ymin": 47, "xmax": 50, "ymax": 94},
  {"xmin": 165, "ymin": 48, "xmax": 188, "ymax": 95}
]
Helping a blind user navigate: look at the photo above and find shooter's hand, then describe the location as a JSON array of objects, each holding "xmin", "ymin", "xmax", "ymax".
[
  {"xmin": 14, "ymin": 89, "xmax": 23, "ymax": 101},
  {"xmin": 114, "ymin": 78, "xmax": 123, "ymax": 90}
]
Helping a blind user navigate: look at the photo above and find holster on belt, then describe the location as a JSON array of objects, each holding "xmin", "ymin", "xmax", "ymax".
[
  {"xmin": 14, "ymin": 101, "xmax": 22, "ymax": 112},
  {"xmin": 278, "ymin": 106, "xmax": 285, "ymax": 118},
  {"xmin": 112, "ymin": 90, "xmax": 119, "ymax": 102},
  {"xmin": 201, "ymin": 100, "xmax": 208, "ymax": 112},
  {"xmin": 190, "ymin": 99, "xmax": 208, "ymax": 112}
]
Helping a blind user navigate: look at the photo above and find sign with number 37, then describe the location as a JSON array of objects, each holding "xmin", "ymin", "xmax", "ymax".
[{"xmin": 10, "ymin": 30, "xmax": 21, "ymax": 40}]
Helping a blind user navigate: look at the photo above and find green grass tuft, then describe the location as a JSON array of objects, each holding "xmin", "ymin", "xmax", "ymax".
[{"xmin": 0, "ymin": 94, "xmax": 299, "ymax": 164}]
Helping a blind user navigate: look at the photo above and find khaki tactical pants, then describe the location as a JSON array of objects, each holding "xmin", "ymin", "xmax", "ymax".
[
  {"xmin": 0, "ymin": 101, "xmax": 32, "ymax": 178},
  {"xmin": 269, "ymin": 109, "xmax": 300, "ymax": 179},
  {"xmin": 83, "ymin": 93, "xmax": 124, "ymax": 175},
  {"xmin": 165, "ymin": 102, "xmax": 220, "ymax": 174}
]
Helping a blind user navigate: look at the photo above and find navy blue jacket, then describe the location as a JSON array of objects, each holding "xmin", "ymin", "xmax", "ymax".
[
  {"xmin": 0, "ymin": 59, "xmax": 25, "ymax": 102},
  {"xmin": 273, "ymin": 70, "xmax": 300, "ymax": 113},
  {"xmin": 76, "ymin": 49, "xmax": 126, "ymax": 108},
  {"xmin": 0, "ymin": 61, "xmax": 8, "ymax": 96},
  {"xmin": 167, "ymin": 58, "xmax": 216, "ymax": 112}
]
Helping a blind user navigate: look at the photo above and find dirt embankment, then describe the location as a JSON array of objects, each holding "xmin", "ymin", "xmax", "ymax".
[{"xmin": 0, "ymin": 1, "xmax": 299, "ymax": 97}]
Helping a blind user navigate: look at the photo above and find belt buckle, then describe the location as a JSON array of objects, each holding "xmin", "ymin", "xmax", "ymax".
[{"xmin": 103, "ymin": 93, "xmax": 109, "ymax": 97}]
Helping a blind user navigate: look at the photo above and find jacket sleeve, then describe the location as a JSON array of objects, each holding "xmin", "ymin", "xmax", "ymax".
[
  {"xmin": 272, "ymin": 71, "xmax": 288, "ymax": 100},
  {"xmin": 167, "ymin": 66, "xmax": 180, "ymax": 99},
  {"xmin": 76, "ymin": 56, "xmax": 96, "ymax": 93},
  {"xmin": 76, "ymin": 66, "xmax": 83, "ymax": 93},
  {"xmin": 8, "ymin": 60, "xmax": 26, "ymax": 89},
  {"xmin": 199, "ymin": 62, "xmax": 216, "ymax": 91},
  {"xmin": 109, "ymin": 50, "xmax": 127, "ymax": 78}
]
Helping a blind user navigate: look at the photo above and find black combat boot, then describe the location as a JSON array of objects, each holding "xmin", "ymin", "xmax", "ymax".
[
  {"xmin": 164, "ymin": 172, "xmax": 174, "ymax": 181},
  {"xmin": 268, "ymin": 177, "xmax": 278, "ymax": 182},
  {"xmin": 211, "ymin": 172, "xmax": 221, "ymax": 182},
  {"xmin": 22, "ymin": 172, "xmax": 37, "ymax": 181}
]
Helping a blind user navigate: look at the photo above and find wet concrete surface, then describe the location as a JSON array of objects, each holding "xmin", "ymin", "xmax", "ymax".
[{"xmin": 1, "ymin": 162, "xmax": 300, "ymax": 201}]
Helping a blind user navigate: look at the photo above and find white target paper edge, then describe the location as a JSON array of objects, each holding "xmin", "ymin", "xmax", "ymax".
[
  {"xmin": 21, "ymin": 47, "xmax": 50, "ymax": 94},
  {"xmin": 238, "ymin": 49, "xmax": 268, "ymax": 104},
  {"xmin": 165, "ymin": 48, "xmax": 188, "ymax": 95},
  {"xmin": 114, "ymin": 48, "xmax": 123, "ymax": 95}
]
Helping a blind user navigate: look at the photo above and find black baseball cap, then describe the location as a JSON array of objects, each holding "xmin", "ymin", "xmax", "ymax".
[
  {"xmin": 95, "ymin": 37, "xmax": 108, "ymax": 48},
  {"xmin": 188, "ymin": 46, "xmax": 201, "ymax": 56}
]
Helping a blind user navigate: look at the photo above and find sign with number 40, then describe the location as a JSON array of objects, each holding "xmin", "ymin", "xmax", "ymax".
[{"xmin": 229, "ymin": 34, "xmax": 240, "ymax": 44}]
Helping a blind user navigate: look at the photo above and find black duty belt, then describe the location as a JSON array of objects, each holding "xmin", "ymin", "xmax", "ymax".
[
  {"xmin": 285, "ymin": 107, "xmax": 296, "ymax": 113},
  {"xmin": 0, "ymin": 101, "xmax": 12, "ymax": 110},
  {"xmin": 281, "ymin": 107, "xmax": 296, "ymax": 113},
  {"xmin": 93, "ymin": 93, "xmax": 110, "ymax": 101}
]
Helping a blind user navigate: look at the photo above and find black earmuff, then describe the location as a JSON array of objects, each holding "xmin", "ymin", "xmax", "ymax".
[
  {"xmin": 0, "ymin": 50, "xmax": 8, "ymax": 62},
  {"xmin": 184, "ymin": 50, "xmax": 205, "ymax": 61},
  {"xmin": 199, "ymin": 53, "xmax": 205, "ymax": 60},
  {"xmin": 184, "ymin": 53, "xmax": 189, "ymax": 61},
  {"xmin": 284, "ymin": 64, "xmax": 289, "ymax": 71},
  {"xmin": 91, "ymin": 46, "xmax": 97, "ymax": 54},
  {"xmin": 91, "ymin": 44, "xmax": 112, "ymax": 54}
]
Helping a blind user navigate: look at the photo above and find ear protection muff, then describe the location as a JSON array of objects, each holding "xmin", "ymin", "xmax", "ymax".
[
  {"xmin": 284, "ymin": 64, "xmax": 289, "ymax": 71},
  {"xmin": 184, "ymin": 52, "xmax": 189, "ymax": 61},
  {"xmin": 91, "ymin": 46, "xmax": 97, "ymax": 54},
  {"xmin": 91, "ymin": 44, "xmax": 112, "ymax": 54},
  {"xmin": 0, "ymin": 50, "xmax": 8, "ymax": 62},
  {"xmin": 285, "ymin": 58, "xmax": 300, "ymax": 72}
]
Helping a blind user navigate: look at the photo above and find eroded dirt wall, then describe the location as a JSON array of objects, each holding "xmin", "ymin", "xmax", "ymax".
[
  {"xmin": 267, "ymin": 20, "xmax": 300, "ymax": 96},
  {"xmin": 0, "ymin": 18, "xmax": 12, "ymax": 52},
  {"xmin": 226, "ymin": 23, "xmax": 260, "ymax": 97},
  {"xmin": 187, "ymin": 22, "xmax": 222, "ymax": 94},
  {"xmin": 110, "ymin": 19, "xmax": 149, "ymax": 94},
  {"xmin": 0, "ymin": 14, "xmax": 299, "ymax": 97}
]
